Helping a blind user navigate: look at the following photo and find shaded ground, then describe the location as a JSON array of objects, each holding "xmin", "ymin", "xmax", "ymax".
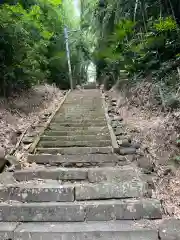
[
  {"xmin": 106, "ymin": 84, "xmax": 180, "ymax": 218},
  {"xmin": 0, "ymin": 84, "xmax": 63, "ymax": 155}
]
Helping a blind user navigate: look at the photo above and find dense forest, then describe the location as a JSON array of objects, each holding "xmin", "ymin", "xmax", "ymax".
[
  {"xmin": 81, "ymin": 0, "xmax": 180, "ymax": 109},
  {"xmin": 0, "ymin": 0, "xmax": 90, "ymax": 95},
  {"xmin": 1, "ymin": 0, "xmax": 180, "ymax": 109}
]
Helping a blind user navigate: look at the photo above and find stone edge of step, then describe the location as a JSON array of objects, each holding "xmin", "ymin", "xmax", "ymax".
[
  {"xmin": 29, "ymin": 90, "xmax": 71, "ymax": 154},
  {"xmin": 38, "ymin": 140, "xmax": 112, "ymax": 148},
  {"xmin": 40, "ymin": 135, "xmax": 111, "ymax": 141},
  {"xmin": 12, "ymin": 165, "xmax": 140, "ymax": 182},
  {"xmin": 27, "ymin": 153, "xmax": 117, "ymax": 164},
  {"xmin": 35, "ymin": 147, "xmax": 113, "ymax": 154},
  {"xmin": 0, "ymin": 219, "xmax": 178, "ymax": 240},
  {"xmin": 101, "ymin": 93, "xmax": 119, "ymax": 153},
  {"xmin": 0, "ymin": 199, "xmax": 162, "ymax": 221}
]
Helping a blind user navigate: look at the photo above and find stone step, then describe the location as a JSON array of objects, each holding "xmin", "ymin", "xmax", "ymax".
[
  {"xmin": 58, "ymin": 109, "xmax": 103, "ymax": 112},
  {"xmin": 75, "ymin": 181, "xmax": 149, "ymax": 200},
  {"xmin": 87, "ymin": 166, "xmax": 140, "ymax": 183},
  {"xmin": 61, "ymin": 103, "xmax": 103, "ymax": 105},
  {"xmin": 0, "ymin": 222, "xmax": 18, "ymax": 239},
  {"xmin": 13, "ymin": 167, "xmax": 88, "ymax": 181},
  {"xmin": 35, "ymin": 147, "xmax": 113, "ymax": 155},
  {"xmin": 27, "ymin": 154, "xmax": 118, "ymax": 167},
  {"xmin": 159, "ymin": 219, "xmax": 180, "ymax": 239},
  {"xmin": 56, "ymin": 108, "xmax": 104, "ymax": 112},
  {"xmin": 60, "ymin": 98, "xmax": 102, "ymax": 101},
  {"xmin": 57, "ymin": 109, "xmax": 103, "ymax": 113},
  {"xmin": 61, "ymin": 101, "xmax": 102, "ymax": 104},
  {"xmin": 53, "ymin": 116, "xmax": 106, "ymax": 120},
  {"xmin": 54, "ymin": 116, "xmax": 106, "ymax": 120},
  {"xmin": 0, "ymin": 183, "xmax": 75, "ymax": 202},
  {"xmin": 55, "ymin": 113, "xmax": 105, "ymax": 119},
  {"xmin": 10, "ymin": 221, "xmax": 159, "ymax": 240},
  {"xmin": 0, "ymin": 199, "xmax": 162, "ymax": 222},
  {"xmin": 50, "ymin": 122, "xmax": 107, "ymax": 128},
  {"xmin": 38, "ymin": 140, "xmax": 111, "ymax": 148},
  {"xmin": 52, "ymin": 121, "xmax": 107, "ymax": 126},
  {"xmin": 0, "ymin": 181, "xmax": 151, "ymax": 203},
  {"xmin": 57, "ymin": 105, "xmax": 103, "ymax": 109},
  {"xmin": 57, "ymin": 110, "xmax": 103, "ymax": 113},
  {"xmin": 52, "ymin": 118, "xmax": 106, "ymax": 123},
  {"xmin": 63, "ymin": 98, "xmax": 102, "ymax": 101},
  {"xmin": 58, "ymin": 101, "xmax": 102, "ymax": 104},
  {"xmin": 44, "ymin": 130, "xmax": 110, "ymax": 136},
  {"xmin": 13, "ymin": 166, "xmax": 139, "ymax": 182},
  {"xmin": 0, "ymin": 202, "xmax": 84, "ymax": 222},
  {"xmin": 40, "ymin": 135, "xmax": 110, "ymax": 142},
  {"xmin": 83, "ymin": 84, "xmax": 97, "ymax": 89},
  {"xmin": 58, "ymin": 102, "xmax": 103, "ymax": 105},
  {"xmin": 54, "ymin": 116, "xmax": 105, "ymax": 120},
  {"xmin": 48, "ymin": 125, "xmax": 108, "ymax": 131}
]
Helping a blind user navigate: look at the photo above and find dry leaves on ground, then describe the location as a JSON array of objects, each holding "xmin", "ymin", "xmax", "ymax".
[
  {"xmin": 107, "ymin": 84, "xmax": 180, "ymax": 218},
  {"xmin": 0, "ymin": 84, "xmax": 63, "ymax": 158}
]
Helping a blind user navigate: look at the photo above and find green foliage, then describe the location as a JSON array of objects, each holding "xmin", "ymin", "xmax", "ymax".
[
  {"xmin": 154, "ymin": 17, "xmax": 177, "ymax": 31},
  {"xmin": 80, "ymin": 0, "xmax": 180, "ymax": 107},
  {"xmin": 0, "ymin": 3, "xmax": 48, "ymax": 95},
  {"xmin": 0, "ymin": 0, "xmax": 89, "ymax": 96}
]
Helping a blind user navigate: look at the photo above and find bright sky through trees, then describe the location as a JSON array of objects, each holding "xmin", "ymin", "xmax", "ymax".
[{"xmin": 73, "ymin": 0, "xmax": 80, "ymax": 16}]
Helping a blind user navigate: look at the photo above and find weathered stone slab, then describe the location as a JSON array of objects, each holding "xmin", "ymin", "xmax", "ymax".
[
  {"xmin": 115, "ymin": 199, "xmax": 162, "ymax": 220},
  {"xmin": 117, "ymin": 140, "xmax": 132, "ymax": 148},
  {"xmin": 75, "ymin": 181, "xmax": 147, "ymax": 200},
  {"xmin": 0, "ymin": 184, "xmax": 74, "ymax": 202},
  {"xmin": 36, "ymin": 147, "xmax": 113, "ymax": 155},
  {"xmin": 14, "ymin": 221, "xmax": 159, "ymax": 240},
  {"xmin": 40, "ymin": 135, "xmax": 110, "ymax": 142},
  {"xmin": 119, "ymin": 147, "xmax": 137, "ymax": 155},
  {"xmin": 114, "ymin": 127, "xmax": 125, "ymax": 136},
  {"xmin": 52, "ymin": 119, "xmax": 106, "ymax": 124},
  {"xmin": 0, "ymin": 199, "xmax": 162, "ymax": 223},
  {"xmin": 0, "ymin": 222, "xmax": 18, "ymax": 240},
  {"xmin": 85, "ymin": 201, "xmax": 115, "ymax": 221},
  {"xmin": 44, "ymin": 130, "xmax": 109, "ymax": 136},
  {"xmin": 38, "ymin": 140, "xmax": 111, "ymax": 148},
  {"xmin": 85, "ymin": 199, "xmax": 161, "ymax": 221},
  {"xmin": 86, "ymin": 199, "xmax": 161, "ymax": 220},
  {"xmin": 27, "ymin": 154, "xmax": 117, "ymax": 166},
  {"xmin": 159, "ymin": 219, "xmax": 180, "ymax": 240},
  {"xmin": 48, "ymin": 125, "xmax": 108, "ymax": 131},
  {"xmin": 56, "ymin": 108, "xmax": 104, "ymax": 113},
  {"xmin": 13, "ymin": 168, "xmax": 88, "ymax": 181},
  {"xmin": 22, "ymin": 137, "xmax": 34, "ymax": 144},
  {"xmin": 50, "ymin": 122, "xmax": 106, "ymax": 127},
  {"xmin": 53, "ymin": 113, "xmax": 106, "ymax": 119},
  {"xmin": 86, "ymin": 199, "xmax": 162, "ymax": 220},
  {"xmin": 88, "ymin": 167, "xmax": 139, "ymax": 183},
  {"xmin": 0, "ymin": 172, "xmax": 17, "ymax": 185},
  {"xmin": 54, "ymin": 116, "xmax": 106, "ymax": 120},
  {"xmin": 55, "ymin": 114, "xmax": 106, "ymax": 120},
  {"xmin": 0, "ymin": 202, "xmax": 85, "ymax": 221}
]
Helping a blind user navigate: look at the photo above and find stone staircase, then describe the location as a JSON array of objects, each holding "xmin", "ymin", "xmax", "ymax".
[{"xmin": 0, "ymin": 90, "xmax": 164, "ymax": 239}]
